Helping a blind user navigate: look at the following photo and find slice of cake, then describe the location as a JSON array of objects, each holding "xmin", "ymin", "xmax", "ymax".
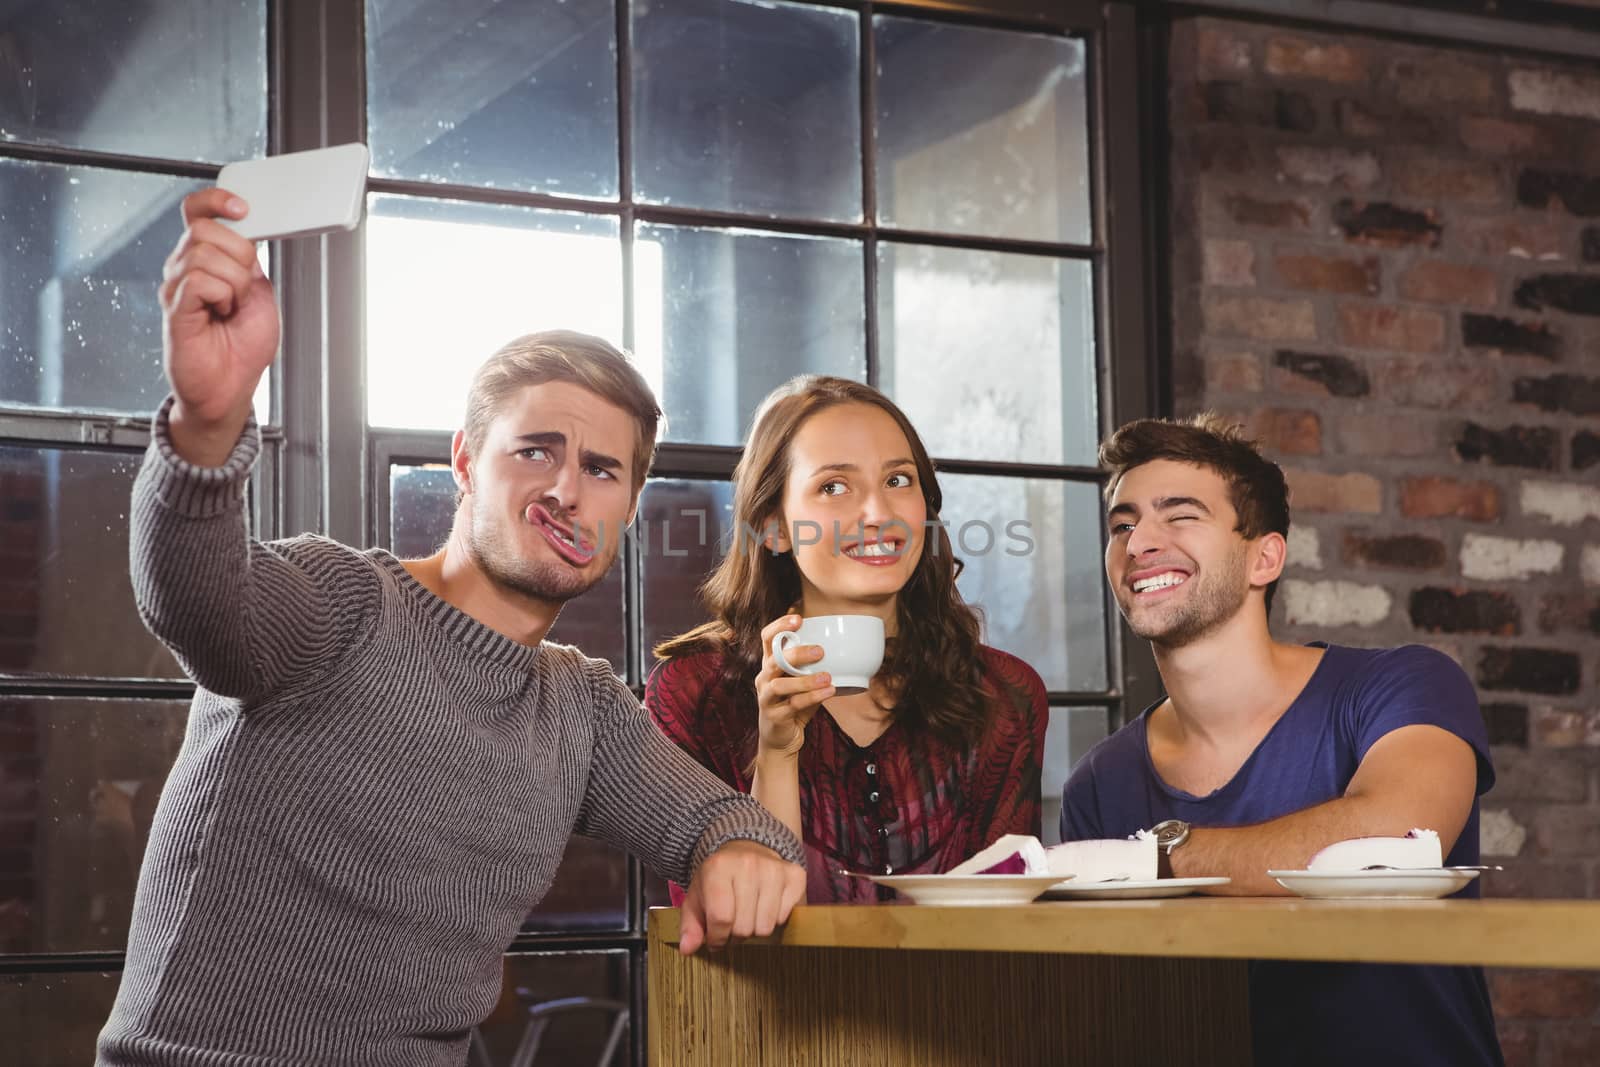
[
  {"xmin": 1307, "ymin": 828, "xmax": 1442, "ymax": 871},
  {"xmin": 949, "ymin": 834, "xmax": 1051, "ymax": 876},
  {"xmin": 1044, "ymin": 832, "xmax": 1158, "ymax": 883}
]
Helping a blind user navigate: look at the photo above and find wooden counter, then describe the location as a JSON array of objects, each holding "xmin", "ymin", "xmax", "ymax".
[{"xmin": 647, "ymin": 898, "xmax": 1600, "ymax": 1066}]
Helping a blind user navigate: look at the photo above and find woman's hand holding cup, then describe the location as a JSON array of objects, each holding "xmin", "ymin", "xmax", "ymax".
[{"xmin": 756, "ymin": 614, "xmax": 836, "ymax": 759}]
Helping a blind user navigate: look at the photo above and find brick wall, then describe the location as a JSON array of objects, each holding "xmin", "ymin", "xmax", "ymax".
[{"xmin": 1169, "ymin": 17, "xmax": 1600, "ymax": 1065}]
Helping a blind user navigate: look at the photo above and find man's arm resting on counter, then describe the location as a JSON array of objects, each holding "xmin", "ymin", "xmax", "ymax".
[{"xmin": 1170, "ymin": 724, "xmax": 1479, "ymax": 895}]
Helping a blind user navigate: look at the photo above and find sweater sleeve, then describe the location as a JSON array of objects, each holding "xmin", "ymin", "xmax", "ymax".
[
  {"xmin": 576, "ymin": 663, "xmax": 804, "ymax": 884},
  {"xmin": 130, "ymin": 395, "xmax": 378, "ymax": 704}
]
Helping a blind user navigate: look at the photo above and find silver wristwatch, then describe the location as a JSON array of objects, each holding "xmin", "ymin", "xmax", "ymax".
[{"xmin": 1150, "ymin": 818, "xmax": 1191, "ymax": 856}]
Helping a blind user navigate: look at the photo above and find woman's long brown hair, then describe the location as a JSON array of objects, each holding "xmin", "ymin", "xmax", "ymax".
[{"xmin": 654, "ymin": 376, "xmax": 992, "ymax": 748}]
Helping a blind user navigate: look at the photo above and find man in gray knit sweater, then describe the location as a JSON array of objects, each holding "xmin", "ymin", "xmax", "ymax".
[{"xmin": 96, "ymin": 188, "xmax": 807, "ymax": 1066}]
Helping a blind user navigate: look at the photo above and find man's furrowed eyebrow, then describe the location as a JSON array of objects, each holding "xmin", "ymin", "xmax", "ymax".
[
  {"xmin": 580, "ymin": 448, "xmax": 624, "ymax": 472},
  {"xmin": 513, "ymin": 432, "xmax": 566, "ymax": 449}
]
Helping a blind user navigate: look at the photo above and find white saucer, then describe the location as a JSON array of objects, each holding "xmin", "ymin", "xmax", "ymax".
[
  {"xmin": 1268, "ymin": 868, "xmax": 1479, "ymax": 900},
  {"xmin": 866, "ymin": 873, "xmax": 1068, "ymax": 906},
  {"xmin": 1041, "ymin": 876, "xmax": 1231, "ymax": 900}
]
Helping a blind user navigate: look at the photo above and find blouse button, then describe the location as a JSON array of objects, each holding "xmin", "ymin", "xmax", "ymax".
[
  {"xmin": 868, "ymin": 791, "xmax": 880, "ymax": 803},
  {"xmin": 884, "ymin": 864, "xmax": 893, "ymax": 874},
  {"xmin": 865, "ymin": 762, "xmax": 877, "ymax": 775},
  {"xmin": 877, "ymin": 826, "xmax": 889, "ymax": 837}
]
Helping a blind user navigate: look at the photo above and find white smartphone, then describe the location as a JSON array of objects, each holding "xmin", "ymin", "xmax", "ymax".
[{"xmin": 216, "ymin": 142, "xmax": 370, "ymax": 241}]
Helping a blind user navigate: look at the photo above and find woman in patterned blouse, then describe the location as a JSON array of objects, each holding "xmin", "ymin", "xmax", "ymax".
[{"xmin": 645, "ymin": 376, "xmax": 1048, "ymax": 903}]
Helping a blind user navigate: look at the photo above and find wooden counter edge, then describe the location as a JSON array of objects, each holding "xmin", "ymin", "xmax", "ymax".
[{"xmin": 647, "ymin": 898, "xmax": 1600, "ymax": 970}]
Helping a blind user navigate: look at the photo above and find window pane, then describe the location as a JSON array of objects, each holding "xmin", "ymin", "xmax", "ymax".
[
  {"xmin": 879, "ymin": 243, "xmax": 1097, "ymax": 466},
  {"xmin": 365, "ymin": 0, "xmax": 617, "ymax": 199},
  {"xmin": 0, "ymin": 159, "xmax": 205, "ymax": 417},
  {"xmin": 939, "ymin": 474, "xmax": 1107, "ymax": 692},
  {"xmin": 1041, "ymin": 705, "xmax": 1110, "ymax": 845},
  {"xmin": 637, "ymin": 479, "xmax": 734, "ymax": 677},
  {"xmin": 523, "ymin": 835, "xmax": 628, "ymax": 933},
  {"xmin": 387, "ymin": 464, "xmax": 625, "ymax": 673},
  {"xmin": 632, "ymin": 0, "xmax": 861, "ymax": 221},
  {"xmin": 0, "ymin": 697, "xmax": 189, "ymax": 954},
  {"xmin": 365, "ymin": 196, "xmax": 622, "ymax": 432},
  {"xmin": 635, "ymin": 224, "xmax": 865, "ymax": 445},
  {"xmin": 476, "ymin": 951, "xmax": 631, "ymax": 1066},
  {"xmin": 0, "ymin": 445, "xmax": 182, "ymax": 680},
  {"xmin": 875, "ymin": 18, "xmax": 1090, "ymax": 244},
  {"xmin": 0, "ymin": 2, "xmax": 266, "ymax": 162},
  {"xmin": 2, "ymin": 970, "xmax": 122, "ymax": 1066}
]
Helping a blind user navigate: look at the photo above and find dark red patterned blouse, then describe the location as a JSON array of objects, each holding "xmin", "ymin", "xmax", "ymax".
[{"xmin": 644, "ymin": 646, "xmax": 1048, "ymax": 903}]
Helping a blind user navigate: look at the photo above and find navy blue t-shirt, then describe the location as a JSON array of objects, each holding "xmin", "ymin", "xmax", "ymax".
[{"xmin": 1061, "ymin": 644, "xmax": 1503, "ymax": 1067}]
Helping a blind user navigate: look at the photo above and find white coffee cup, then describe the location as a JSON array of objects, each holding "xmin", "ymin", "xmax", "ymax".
[{"xmin": 771, "ymin": 614, "xmax": 886, "ymax": 696}]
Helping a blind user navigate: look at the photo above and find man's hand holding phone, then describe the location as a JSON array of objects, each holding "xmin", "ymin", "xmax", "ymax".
[{"xmin": 159, "ymin": 188, "xmax": 281, "ymax": 468}]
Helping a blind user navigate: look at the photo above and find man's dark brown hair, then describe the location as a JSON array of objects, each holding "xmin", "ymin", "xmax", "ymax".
[{"xmin": 1099, "ymin": 412, "xmax": 1291, "ymax": 616}]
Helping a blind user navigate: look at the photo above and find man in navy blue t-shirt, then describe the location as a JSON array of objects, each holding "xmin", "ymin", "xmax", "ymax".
[{"xmin": 1062, "ymin": 414, "xmax": 1503, "ymax": 1067}]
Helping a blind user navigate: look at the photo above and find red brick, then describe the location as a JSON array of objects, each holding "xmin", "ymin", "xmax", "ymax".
[
  {"xmin": 1495, "ymin": 1020, "xmax": 1537, "ymax": 1067},
  {"xmin": 1548, "ymin": 1023, "xmax": 1600, "ymax": 1064},
  {"xmin": 1196, "ymin": 24, "xmax": 1252, "ymax": 78},
  {"xmin": 1193, "ymin": 133, "xmax": 1271, "ymax": 175},
  {"xmin": 1334, "ymin": 99, "xmax": 1439, "ymax": 141},
  {"xmin": 1204, "ymin": 354, "xmax": 1264, "ymax": 392},
  {"xmin": 1400, "ymin": 261, "xmax": 1499, "ymax": 308},
  {"xmin": 1335, "ymin": 413, "xmax": 1439, "ymax": 458},
  {"xmin": 1483, "ymin": 860, "xmax": 1589, "ymax": 900},
  {"xmin": 1389, "ymin": 56, "xmax": 1497, "ymax": 108},
  {"xmin": 1336, "ymin": 99, "xmax": 1386, "ymax": 137},
  {"xmin": 1534, "ymin": 805, "xmax": 1600, "ymax": 857},
  {"xmin": 1203, "ymin": 294, "xmax": 1318, "ymax": 341},
  {"xmin": 1276, "ymin": 146, "xmax": 1380, "ymax": 189},
  {"xmin": 1539, "ymin": 592, "xmax": 1600, "ymax": 635},
  {"xmin": 1461, "ymin": 217, "xmax": 1568, "ymax": 262},
  {"xmin": 1532, "ymin": 707, "xmax": 1600, "ymax": 747},
  {"xmin": 1342, "ymin": 530, "xmax": 1448, "ymax": 571},
  {"xmin": 1274, "ymin": 252, "xmax": 1379, "ymax": 294},
  {"xmin": 1459, "ymin": 116, "xmax": 1557, "ymax": 157},
  {"xmin": 1491, "ymin": 970, "xmax": 1600, "ymax": 1019},
  {"xmin": 1236, "ymin": 408, "xmax": 1321, "ymax": 456},
  {"xmin": 1264, "ymin": 37, "xmax": 1367, "ymax": 83},
  {"xmin": 1400, "ymin": 477, "xmax": 1501, "ymax": 521},
  {"xmin": 1375, "ymin": 358, "xmax": 1498, "ymax": 408},
  {"xmin": 1284, "ymin": 469, "xmax": 1382, "ymax": 514},
  {"xmin": 1393, "ymin": 157, "xmax": 1503, "ymax": 205},
  {"xmin": 1493, "ymin": 748, "xmax": 1588, "ymax": 802},
  {"xmin": 1203, "ymin": 238, "xmax": 1256, "ymax": 286},
  {"xmin": 1220, "ymin": 193, "xmax": 1312, "ymax": 230},
  {"xmin": 1338, "ymin": 303, "xmax": 1445, "ymax": 352}
]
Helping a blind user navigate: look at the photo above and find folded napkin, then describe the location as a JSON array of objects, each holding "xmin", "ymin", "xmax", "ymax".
[
  {"xmin": 1308, "ymin": 828, "xmax": 1441, "ymax": 872},
  {"xmin": 949, "ymin": 831, "xmax": 1158, "ymax": 883},
  {"xmin": 948, "ymin": 834, "xmax": 1050, "ymax": 876}
]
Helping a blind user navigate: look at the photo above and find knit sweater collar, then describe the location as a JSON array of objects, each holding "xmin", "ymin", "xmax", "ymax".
[{"xmin": 372, "ymin": 551, "xmax": 544, "ymax": 672}]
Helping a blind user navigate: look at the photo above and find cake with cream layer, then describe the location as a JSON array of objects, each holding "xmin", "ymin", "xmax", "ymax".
[
  {"xmin": 1307, "ymin": 828, "xmax": 1442, "ymax": 871},
  {"xmin": 951, "ymin": 832, "xmax": 1158, "ymax": 883}
]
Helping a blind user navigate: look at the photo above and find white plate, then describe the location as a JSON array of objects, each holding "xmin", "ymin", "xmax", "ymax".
[
  {"xmin": 866, "ymin": 873, "xmax": 1068, "ymax": 906},
  {"xmin": 1041, "ymin": 876, "xmax": 1232, "ymax": 900},
  {"xmin": 1268, "ymin": 868, "xmax": 1479, "ymax": 900}
]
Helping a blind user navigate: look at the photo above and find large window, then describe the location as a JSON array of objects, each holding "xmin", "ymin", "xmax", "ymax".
[{"xmin": 0, "ymin": 2, "xmax": 1152, "ymax": 1063}]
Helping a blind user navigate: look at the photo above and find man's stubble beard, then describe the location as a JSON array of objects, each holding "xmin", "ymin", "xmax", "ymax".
[
  {"xmin": 467, "ymin": 496, "xmax": 620, "ymax": 605},
  {"xmin": 1123, "ymin": 543, "xmax": 1252, "ymax": 650}
]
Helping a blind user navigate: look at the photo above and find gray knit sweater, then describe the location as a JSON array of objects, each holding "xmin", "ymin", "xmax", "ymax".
[{"xmin": 97, "ymin": 399, "xmax": 803, "ymax": 1067}]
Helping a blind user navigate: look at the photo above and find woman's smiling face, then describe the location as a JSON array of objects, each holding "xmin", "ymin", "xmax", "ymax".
[{"xmin": 774, "ymin": 402, "xmax": 929, "ymax": 618}]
